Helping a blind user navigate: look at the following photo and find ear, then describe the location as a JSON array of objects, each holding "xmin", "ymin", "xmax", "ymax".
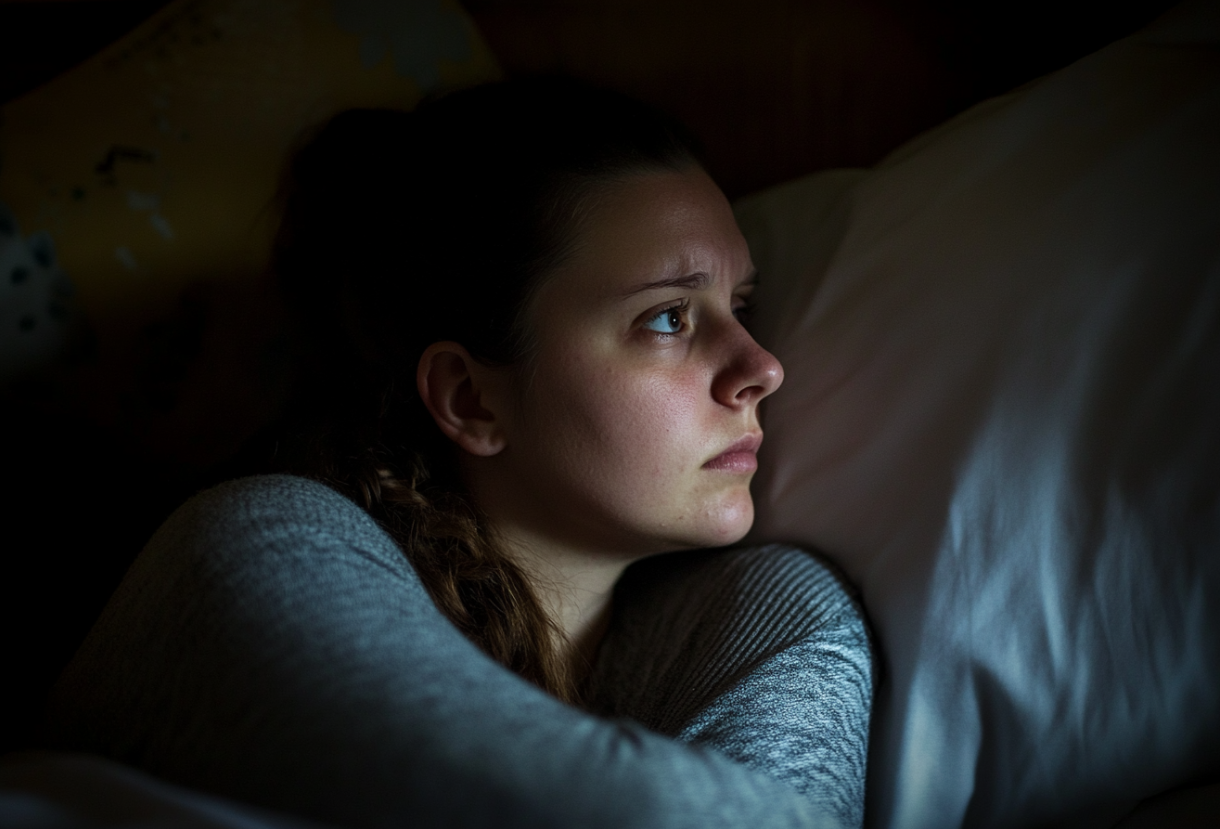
[{"xmin": 416, "ymin": 341, "xmax": 508, "ymax": 457}]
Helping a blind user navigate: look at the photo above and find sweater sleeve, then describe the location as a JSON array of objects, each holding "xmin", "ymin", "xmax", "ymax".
[
  {"xmin": 589, "ymin": 545, "xmax": 875, "ymax": 829},
  {"xmin": 45, "ymin": 475, "xmax": 831, "ymax": 829}
]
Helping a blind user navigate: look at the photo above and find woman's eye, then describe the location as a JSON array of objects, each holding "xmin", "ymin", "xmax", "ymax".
[
  {"xmin": 643, "ymin": 305, "xmax": 685, "ymax": 334},
  {"xmin": 733, "ymin": 298, "xmax": 755, "ymax": 324}
]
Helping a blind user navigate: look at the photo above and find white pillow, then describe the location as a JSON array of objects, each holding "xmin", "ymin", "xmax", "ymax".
[{"xmin": 736, "ymin": 2, "xmax": 1220, "ymax": 827}]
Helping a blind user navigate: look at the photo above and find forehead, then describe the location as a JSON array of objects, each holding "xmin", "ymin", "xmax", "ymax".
[{"xmin": 543, "ymin": 167, "xmax": 752, "ymax": 303}]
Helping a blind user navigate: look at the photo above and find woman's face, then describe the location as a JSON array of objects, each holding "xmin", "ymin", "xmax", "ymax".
[{"xmin": 481, "ymin": 166, "xmax": 783, "ymax": 559}]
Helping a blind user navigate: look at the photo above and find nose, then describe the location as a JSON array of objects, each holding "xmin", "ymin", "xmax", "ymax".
[{"xmin": 711, "ymin": 326, "xmax": 784, "ymax": 409}]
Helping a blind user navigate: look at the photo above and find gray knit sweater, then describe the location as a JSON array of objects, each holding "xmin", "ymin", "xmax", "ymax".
[
  {"xmin": 592, "ymin": 545, "xmax": 873, "ymax": 827},
  {"xmin": 46, "ymin": 475, "xmax": 872, "ymax": 829}
]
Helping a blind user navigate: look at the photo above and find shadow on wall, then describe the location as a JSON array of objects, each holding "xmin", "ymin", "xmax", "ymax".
[
  {"xmin": 461, "ymin": 0, "xmax": 1181, "ymax": 197},
  {"xmin": 1, "ymin": 0, "xmax": 1182, "ymax": 195},
  {"xmin": 0, "ymin": 0, "xmax": 496, "ymax": 755}
]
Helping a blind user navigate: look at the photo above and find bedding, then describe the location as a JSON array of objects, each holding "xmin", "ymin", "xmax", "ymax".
[
  {"xmin": 41, "ymin": 475, "xmax": 864, "ymax": 829},
  {"xmin": 0, "ymin": 751, "xmax": 324, "ymax": 829},
  {"xmin": 736, "ymin": 1, "xmax": 1220, "ymax": 827}
]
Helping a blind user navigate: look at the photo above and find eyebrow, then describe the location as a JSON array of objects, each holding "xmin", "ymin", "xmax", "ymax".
[
  {"xmin": 620, "ymin": 269, "xmax": 760, "ymax": 298},
  {"xmin": 621, "ymin": 272, "xmax": 711, "ymax": 297}
]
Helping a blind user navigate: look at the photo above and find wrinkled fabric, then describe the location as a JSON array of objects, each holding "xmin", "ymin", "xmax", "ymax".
[
  {"xmin": 592, "ymin": 545, "xmax": 874, "ymax": 828},
  {"xmin": 0, "ymin": 751, "xmax": 325, "ymax": 829},
  {"xmin": 737, "ymin": 2, "xmax": 1220, "ymax": 827},
  {"xmin": 45, "ymin": 474, "xmax": 859, "ymax": 829}
]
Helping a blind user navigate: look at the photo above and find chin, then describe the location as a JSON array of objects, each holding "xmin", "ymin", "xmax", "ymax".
[{"xmin": 697, "ymin": 493, "xmax": 755, "ymax": 548}]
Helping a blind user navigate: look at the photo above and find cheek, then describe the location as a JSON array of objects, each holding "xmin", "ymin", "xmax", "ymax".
[
  {"xmin": 512, "ymin": 341, "xmax": 755, "ymax": 549},
  {"xmin": 525, "ymin": 353, "xmax": 705, "ymax": 491}
]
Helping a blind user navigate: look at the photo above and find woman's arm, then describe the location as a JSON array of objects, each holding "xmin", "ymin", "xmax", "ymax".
[
  {"xmin": 591, "ymin": 545, "xmax": 874, "ymax": 829},
  {"xmin": 45, "ymin": 475, "xmax": 830, "ymax": 829}
]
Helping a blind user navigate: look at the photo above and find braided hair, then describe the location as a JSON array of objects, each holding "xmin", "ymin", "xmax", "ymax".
[{"xmin": 272, "ymin": 79, "xmax": 698, "ymax": 701}]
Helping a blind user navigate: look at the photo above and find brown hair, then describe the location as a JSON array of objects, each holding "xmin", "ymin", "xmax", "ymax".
[{"xmin": 272, "ymin": 79, "xmax": 698, "ymax": 702}]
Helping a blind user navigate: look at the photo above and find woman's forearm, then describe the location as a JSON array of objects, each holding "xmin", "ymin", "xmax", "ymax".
[{"xmin": 45, "ymin": 475, "xmax": 834, "ymax": 829}]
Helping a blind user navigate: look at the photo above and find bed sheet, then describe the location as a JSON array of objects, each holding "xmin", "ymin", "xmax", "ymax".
[{"xmin": 737, "ymin": 1, "xmax": 1220, "ymax": 826}]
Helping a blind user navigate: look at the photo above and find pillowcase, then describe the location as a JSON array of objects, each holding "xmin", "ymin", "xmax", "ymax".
[
  {"xmin": 736, "ymin": 1, "xmax": 1220, "ymax": 827},
  {"xmin": 0, "ymin": 0, "xmax": 498, "ymax": 380}
]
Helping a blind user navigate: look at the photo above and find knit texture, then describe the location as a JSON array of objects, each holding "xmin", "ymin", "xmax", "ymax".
[
  {"xmin": 47, "ymin": 475, "xmax": 868, "ymax": 829},
  {"xmin": 593, "ymin": 545, "xmax": 874, "ymax": 829}
]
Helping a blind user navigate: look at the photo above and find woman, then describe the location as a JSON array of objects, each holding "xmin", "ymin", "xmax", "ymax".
[{"xmin": 47, "ymin": 80, "xmax": 872, "ymax": 829}]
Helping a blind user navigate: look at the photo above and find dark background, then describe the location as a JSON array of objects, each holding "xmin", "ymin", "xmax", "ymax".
[
  {"xmin": 0, "ymin": 0, "xmax": 1181, "ymax": 753},
  {"xmin": 1, "ymin": 0, "xmax": 1183, "ymax": 194}
]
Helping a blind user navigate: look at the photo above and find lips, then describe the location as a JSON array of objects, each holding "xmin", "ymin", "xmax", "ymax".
[{"xmin": 703, "ymin": 433, "xmax": 762, "ymax": 473}]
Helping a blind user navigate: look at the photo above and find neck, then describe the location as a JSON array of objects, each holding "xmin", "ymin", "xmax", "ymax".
[
  {"xmin": 493, "ymin": 523, "xmax": 631, "ymax": 682},
  {"xmin": 463, "ymin": 458, "xmax": 645, "ymax": 684}
]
